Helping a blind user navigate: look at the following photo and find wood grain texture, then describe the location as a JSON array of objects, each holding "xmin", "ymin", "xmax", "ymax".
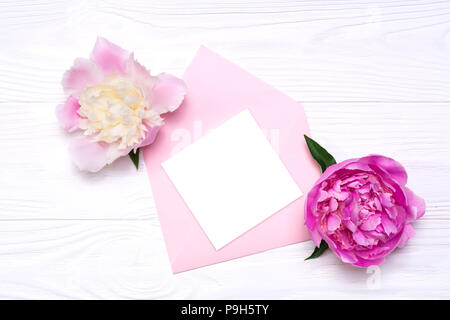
[
  {"xmin": 0, "ymin": 219, "xmax": 448, "ymax": 299},
  {"xmin": 0, "ymin": 0, "xmax": 449, "ymax": 299},
  {"xmin": 1, "ymin": 0, "xmax": 450, "ymax": 103}
]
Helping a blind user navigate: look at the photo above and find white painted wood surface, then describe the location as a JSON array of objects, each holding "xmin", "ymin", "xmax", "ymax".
[{"xmin": 0, "ymin": 0, "xmax": 449, "ymax": 299}]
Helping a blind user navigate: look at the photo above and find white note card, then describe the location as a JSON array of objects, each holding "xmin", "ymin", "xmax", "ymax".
[{"xmin": 162, "ymin": 109, "xmax": 303, "ymax": 250}]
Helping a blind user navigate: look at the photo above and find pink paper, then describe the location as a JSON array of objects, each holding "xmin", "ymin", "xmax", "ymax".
[{"xmin": 143, "ymin": 46, "xmax": 321, "ymax": 273}]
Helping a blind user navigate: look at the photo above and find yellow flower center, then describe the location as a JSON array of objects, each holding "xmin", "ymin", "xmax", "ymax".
[{"xmin": 77, "ymin": 74, "xmax": 162, "ymax": 149}]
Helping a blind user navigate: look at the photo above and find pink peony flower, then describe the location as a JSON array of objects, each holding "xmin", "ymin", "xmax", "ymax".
[
  {"xmin": 305, "ymin": 155, "xmax": 425, "ymax": 267},
  {"xmin": 56, "ymin": 37, "xmax": 187, "ymax": 172}
]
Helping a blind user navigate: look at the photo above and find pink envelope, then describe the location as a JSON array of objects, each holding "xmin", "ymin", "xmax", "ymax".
[{"xmin": 143, "ymin": 46, "xmax": 321, "ymax": 273}]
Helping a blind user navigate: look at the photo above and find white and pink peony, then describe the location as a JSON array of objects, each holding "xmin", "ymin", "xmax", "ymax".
[{"xmin": 56, "ymin": 37, "xmax": 186, "ymax": 172}]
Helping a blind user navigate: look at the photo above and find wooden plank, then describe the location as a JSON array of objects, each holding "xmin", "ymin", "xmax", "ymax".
[
  {"xmin": 0, "ymin": 219, "xmax": 447, "ymax": 299},
  {"xmin": 0, "ymin": 1, "xmax": 449, "ymax": 102}
]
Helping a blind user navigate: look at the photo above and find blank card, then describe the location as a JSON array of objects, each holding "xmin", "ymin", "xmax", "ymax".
[{"xmin": 162, "ymin": 109, "xmax": 303, "ymax": 250}]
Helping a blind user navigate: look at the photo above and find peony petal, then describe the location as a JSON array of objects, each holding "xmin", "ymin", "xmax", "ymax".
[
  {"xmin": 126, "ymin": 54, "xmax": 158, "ymax": 100},
  {"xmin": 329, "ymin": 197, "xmax": 339, "ymax": 212},
  {"xmin": 353, "ymin": 229, "xmax": 370, "ymax": 246},
  {"xmin": 150, "ymin": 73, "xmax": 187, "ymax": 114},
  {"xmin": 356, "ymin": 244, "xmax": 392, "ymax": 260},
  {"xmin": 69, "ymin": 137, "xmax": 109, "ymax": 172},
  {"xmin": 381, "ymin": 215, "xmax": 397, "ymax": 235},
  {"xmin": 90, "ymin": 37, "xmax": 130, "ymax": 76},
  {"xmin": 62, "ymin": 58, "xmax": 103, "ymax": 97},
  {"xmin": 55, "ymin": 96, "xmax": 81, "ymax": 132},
  {"xmin": 360, "ymin": 155, "xmax": 408, "ymax": 186},
  {"xmin": 318, "ymin": 158, "xmax": 358, "ymax": 184},
  {"xmin": 343, "ymin": 218, "xmax": 357, "ymax": 232},
  {"xmin": 308, "ymin": 227, "xmax": 323, "ymax": 248},
  {"xmin": 380, "ymin": 192, "xmax": 394, "ymax": 208},
  {"xmin": 304, "ymin": 193, "xmax": 323, "ymax": 247},
  {"xmin": 68, "ymin": 136, "xmax": 132, "ymax": 172},
  {"xmin": 353, "ymin": 256, "xmax": 385, "ymax": 267},
  {"xmin": 137, "ymin": 125, "xmax": 161, "ymax": 149},
  {"xmin": 336, "ymin": 250, "xmax": 358, "ymax": 265},
  {"xmin": 327, "ymin": 213, "xmax": 341, "ymax": 232},
  {"xmin": 323, "ymin": 233, "xmax": 359, "ymax": 264},
  {"xmin": 405, "ymin": 187, "xmax": 426, "ymax": 221},
  {"xmin": 360, "ymin": 214, "xmax": 381, "ymax": 231},
  {"xmin": 397, "ymin": 223, "xmax": 415, "ymax": 248}
]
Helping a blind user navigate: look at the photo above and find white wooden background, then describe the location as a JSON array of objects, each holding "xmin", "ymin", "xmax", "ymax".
[{"xmin": 0, "ymin": 0, "xmax": 449, "ymax": 299}]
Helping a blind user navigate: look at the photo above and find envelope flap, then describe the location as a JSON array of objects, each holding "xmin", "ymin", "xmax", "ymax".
[{"xmin": 143, "ymin": 46, "xmax": 320, "ymax": 273}]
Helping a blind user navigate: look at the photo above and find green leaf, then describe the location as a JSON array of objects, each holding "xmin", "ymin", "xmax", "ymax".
[
  {"xmin": 304, "ymin": 135, "xmax": 336, "ymax": 173},
  {"xmin": 128, "ymin": 148, "xmax": 140, "ymax": 170},
  {"xmin": 305, "ymin": 240, "xmax": 329, "ymax": 260},
  {"xmin": 304, "ymin": 135, "xmax": 336, "ymax": 260}
]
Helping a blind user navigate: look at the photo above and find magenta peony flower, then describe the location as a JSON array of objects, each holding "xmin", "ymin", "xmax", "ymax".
[
  {"xmin": 305, "ymin": 155, "xmax": 425, "ymax": 267},
  {"xmin": 56, "ymin": 37, "xmax": 186, "ymax": 172}
]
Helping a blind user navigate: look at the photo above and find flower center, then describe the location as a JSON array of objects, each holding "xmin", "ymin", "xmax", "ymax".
[{"xmin": 78, "ymin": 74, "xmax": 162, "ymax": 149}]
